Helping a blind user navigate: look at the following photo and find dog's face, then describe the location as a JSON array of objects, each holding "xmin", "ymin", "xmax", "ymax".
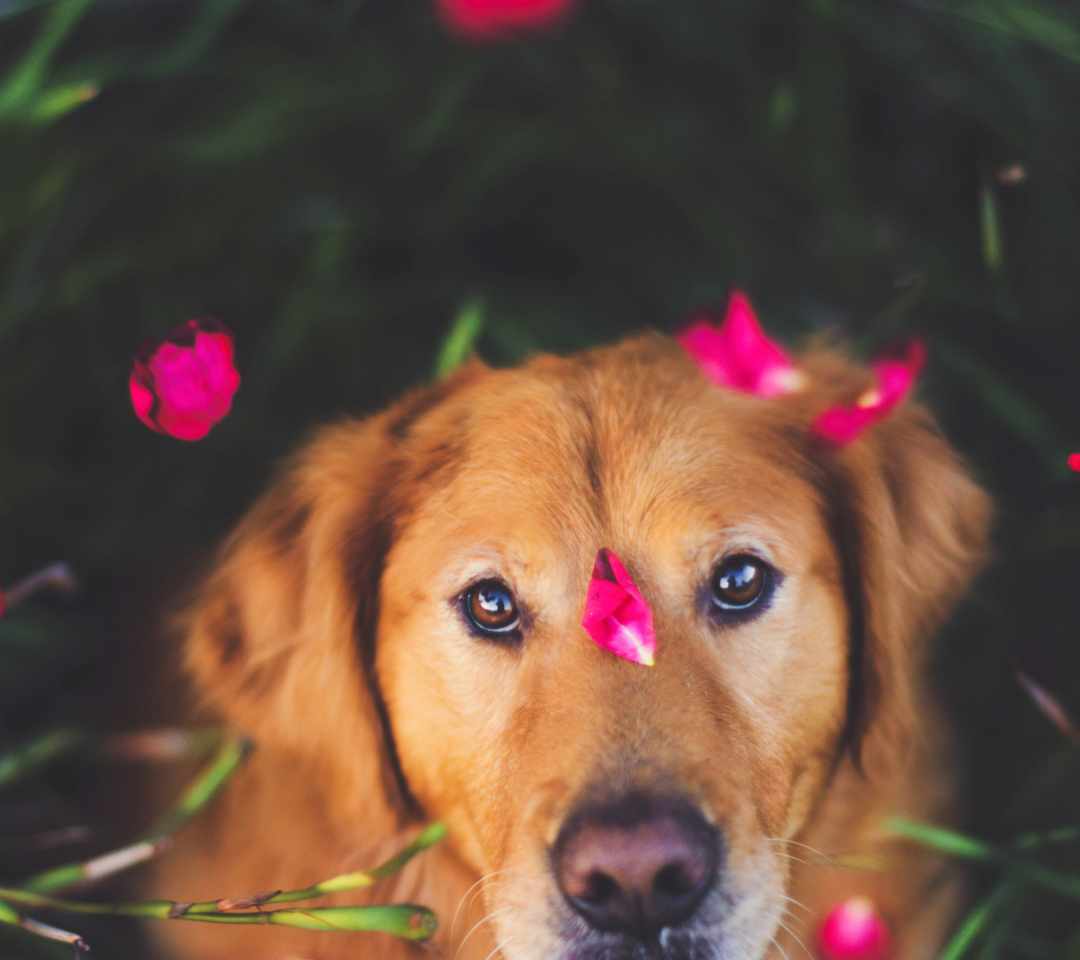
[
  {"xmin": 379, "ymin": 351, "xmax": 848, "ymax": 960},
  {"xmin": 187, "ymin": 335, "xmax": 989, "ymax": 960}
]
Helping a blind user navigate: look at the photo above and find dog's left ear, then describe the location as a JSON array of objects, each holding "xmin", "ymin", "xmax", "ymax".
[
  {"xmin": 183, "ymin": 368, "xmax": 488, "ymax": 832},
  {"xmin": 819, "ymin": 397, "xmax": 992, "ymax": 771}
]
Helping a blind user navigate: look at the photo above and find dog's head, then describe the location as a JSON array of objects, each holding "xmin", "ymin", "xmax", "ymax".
[{"xmin": 186, "ymin": 333, "xmax": 989, "ymax": 960}]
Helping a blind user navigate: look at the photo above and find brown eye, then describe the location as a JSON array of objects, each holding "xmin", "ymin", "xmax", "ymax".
[
  {"xmin": 464, "ymin": 579, "xmax": 520, "ymax": 636},
  {"xmin": 710, "ymin": 555, "xmax": 769, "ymax": 611}
]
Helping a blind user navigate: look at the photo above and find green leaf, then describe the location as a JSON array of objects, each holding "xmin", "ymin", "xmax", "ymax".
[{"xmin": 434, "ymin": 299, "xmax": 485, "ymax": 381}]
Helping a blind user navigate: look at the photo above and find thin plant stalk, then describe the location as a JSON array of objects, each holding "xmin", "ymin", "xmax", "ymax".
[
  {"xmin": 0, "ymin": 899, "xmax": 89, "ymax": 953},
  {"xmin": 0, "ymin": 824, "xmax": 447, "ymax": 943},
  {"xmin": 0, "ymin": 887, "xmax": 436, "ymax": 940},
  {"xmin": 0, "ymin": 728, "xmax": 86, "ymax": 791},
  {"xmin": 937, "ymin": 882, "xmax": 1015, "ymax": 960},
  {"xmin": 888, "ymin": 819, "xmax": 1080, "ymax": 899},
  {"xmin": 23, "ymin": 736, "xmax": 252, "ymax": 893},
  {"xmin": 0, "ymin": 725, "xmax": 222, "ymax": 792},
  {"xmin": 2, "ymin": 563, "xmax": 79, "ymax": 609}
]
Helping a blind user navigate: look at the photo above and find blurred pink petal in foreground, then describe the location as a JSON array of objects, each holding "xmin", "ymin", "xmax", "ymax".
[
  {"xmin": 677, "ymin": 290, "xmax": 805, "ymax": 398},
  {"xmin": 130, "ymin": 317, "xmax": 240, "ymax": 441},
  {"xmin": 817, "ymin": 898, "xmax": 891, "ymax": 960},
  {"xmin": 1068, "ymin": 453, "xmax": 1080, "ymax": 472},
  {"xmin": 582, "ymin": 549, "xmax": 656, "ymax": 666},
  {"xmin": 437, "ymin": 0, "xmax": 577, "ymax": 38},
  {"xmin": 810, "ymin": 338, "xmax": 926, "ymax": 448}
]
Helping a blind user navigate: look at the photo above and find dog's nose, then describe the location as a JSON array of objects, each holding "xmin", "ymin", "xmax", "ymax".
[{"xmin": 553, "ymin": 793, "xmax": 720, "ymax": 939}]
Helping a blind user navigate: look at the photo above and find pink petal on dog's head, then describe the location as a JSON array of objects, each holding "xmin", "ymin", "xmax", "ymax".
[
  {"xmin": 810, "ymin": 337, "xmax": 926, "ymax": 449},
  {"xmin": 817, "ymin": 898, "xmax": 891, "ymax": 960},
  {"xmin": 677, "ymin": 290, "xmax": 804, "ymax": 399},
  {"xmin": 582, "ymin": 549, "xmax": 656, "ymax": 666}
]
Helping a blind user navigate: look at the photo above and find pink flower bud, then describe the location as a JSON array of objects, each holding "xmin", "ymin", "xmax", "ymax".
[
  {"xmin": 437, "ymin": 0, "xmax": 577, "ymax": 39},
  {"xmin": 581, "ymin": 549, "xmax": 656, "ymax": 666},
  {"xmin": 817, "ymin": 898, "xmax": 891, "ymax": 960},
  {"xmin": 810, "ymin": 338, "xmax": 926, "ymax": 449},
  {"xmin": 677, "ymin": 290, "xmax": 805, "ymax": 399},
  {"xmin": 129, "ymin": 318, "xmax": 240, "ymax": 441}
]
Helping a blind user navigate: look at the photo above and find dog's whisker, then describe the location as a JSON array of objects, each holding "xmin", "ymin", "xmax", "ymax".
[
  {"xmin": 451, "ymin": 869, "xmax": 508, "ymax": 941},
  {"xmin": 453, "ymin": 904, "xmax": 513, "ymax": 960},
  {"xmin": 765, "ymin": 837, "xmax": 838, "ymax": 865},
  {"xmin": 774, "ymin": 892, "xmax": 813, "ymax": 917},
  {"xmin": 769, "ymin": 933, "xmax": 793, "ymax": 960},
  {"xmin": 776, "ymin": 916, "xmax": 815, "ymax": 960}
]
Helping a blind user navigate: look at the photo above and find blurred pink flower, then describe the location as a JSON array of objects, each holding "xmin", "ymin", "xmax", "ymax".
[
  {"xmin": 130, "ymin": 318, "xmax": 240, "ymax": 441},
  {"xmin": 437, "ymin": 0, "xmax": 577, "ymax": 38},
  {"xmin": 582, "ymin": 549, "xmax": 656, "ymax": 666},
  {"xmin": 677, "ymin": 290, "xmax": 804, "ymax": 398},
  {"xmin": 817, "ymin": 898, "xmax": 891, "ymax": 960},
  {"xmin": 811, "ymin": 338, "xmax": 926, "ymax": 448},
  {"xmin": 1068, "ymin": 453, "xmax": 1080, "ymax": 472}
]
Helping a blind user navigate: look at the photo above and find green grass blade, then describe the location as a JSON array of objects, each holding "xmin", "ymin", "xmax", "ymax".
[
  {"xmin": 0, "ymin": 0, "xmax": 94, "ymax": 118},
  {"xmin": 0, "ymin": 728, "xmax": 85, "ymax": 791},
  {"xmin": 23, "ymin": 736, "xmax": 251, "ymax": 892},
  {"xmin": 938, "ymin": 882, "xmax": 1015, "ymax": 960},
  {"xmin": 434, "ymin": 299, "xmax": 484, "ymax": 381}
]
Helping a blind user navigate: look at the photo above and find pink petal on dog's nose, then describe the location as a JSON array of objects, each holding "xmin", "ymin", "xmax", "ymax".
[
  {"xmin": 582, "ymin": 549, "xmax": 656, "ymax": 666},
  {"xmin": 677, "ymin": 290, "xmax": 804, "ymax": 399},
  {"xmin": 817, "ymin": 898, "xmax": 891, "ymax": 960},
  {"xmin": 810, "ymin": 338, "xmax": 926, "ymax": 449}
]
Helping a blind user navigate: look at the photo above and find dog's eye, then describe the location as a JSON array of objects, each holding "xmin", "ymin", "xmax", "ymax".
[
  {"xmin": 710, "ymin": 555, "xmax": 769, "ymax": 611},
  {"xmin": 464, "ymin": 579, "xmax": 521, "ymax": 637}
]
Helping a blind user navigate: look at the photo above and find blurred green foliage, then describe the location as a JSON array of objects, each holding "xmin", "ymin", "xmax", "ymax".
[{"xmin": 0, "ymin": 0, "xmax": 1079, "ymax": 956}]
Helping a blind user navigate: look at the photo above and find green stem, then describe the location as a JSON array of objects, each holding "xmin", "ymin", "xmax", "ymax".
[
  {"xmin": 0, "ymin": 0, "xmax": 94, "ymax": 118},
  {"xmin": 0, "ymin": 728, "xmax": 85, "ymax": 791},
  {"xmin": 888, "ymin": 819, "xmax": 1080, "ymax": 900},
  {"xmin": 0, "ymin": 887, "xmax": 436, "ymax": 941},
  {"xmin": 108, "ymin": 820, "xmax": 444, "ymax": 917},
  {"xmin": 937, "ymin": 882, "xmax": 1015, "ymax": 960},
  {"xmin": 22, "ymin": 736, "xmax": 251, "ymax": 893}
]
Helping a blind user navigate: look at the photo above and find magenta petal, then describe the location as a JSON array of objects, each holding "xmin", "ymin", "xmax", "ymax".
[
  {"xmin": 677, "ymin": 290, "xmax": 802, "ymax": 399},
  {"xmin": 582, "ymin": 549, "xmax": 656, "ymax": 666},
  {"xmin": 810, "ymin": 338, "xmax": 926, "ymax": 449},
  {"xmin": 129, "ymin": 318, "xmax": 240, "ymax": 441},
  {"xmin": 817, "ymin": 898, "xmax": 891, "ymax": 960}
]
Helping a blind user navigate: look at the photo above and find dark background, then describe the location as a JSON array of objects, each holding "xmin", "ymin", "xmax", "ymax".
[{"xmin": 0, "ymin": 0, "xmax": 1079, "ymax": 956}]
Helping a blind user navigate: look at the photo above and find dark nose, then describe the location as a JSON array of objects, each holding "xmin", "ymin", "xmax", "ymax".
[{"xmin": 553, "ymin": 793, "xmax": 720, "ymax": 939}]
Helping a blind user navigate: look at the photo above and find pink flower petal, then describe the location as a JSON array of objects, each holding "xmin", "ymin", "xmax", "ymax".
[
  {"xmin": 437, "ymin": 0, "xmax": 577, "ymax": 38},
  {"xmin": 129, "ymin": 318, "xmax": 240, "ymax": 441},
  {"xmin": 817, "ymin": 898, "xmax": 891, "ymax": 960},
  {"xmin": 582, "ymin": 549, "xmax": 656, "ymax": 666},
  {"xmin": 677, "ymin": 290, "xmax": 804, "ymax": 399},
  {"xmin": 810, "ymin": 338, "xmax": 926, "ymax": 449},
  {"xmin": 1069, "ymin": 454, "xmax": 1080, "ymax": 472}
]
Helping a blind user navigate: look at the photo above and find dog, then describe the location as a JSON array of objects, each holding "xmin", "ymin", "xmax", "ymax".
[{"xmin": 143, "ymin": 330, "xmax": 990, "ymax": 960}]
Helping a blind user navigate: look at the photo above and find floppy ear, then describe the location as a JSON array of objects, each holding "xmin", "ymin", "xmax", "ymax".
[
  {"xmin": 184, "ymin": 379, "xmax": 472, "ymax": 831},
  {"xmin": 819, "ymin": 395, "xmax": 991, "ymax": 773}
]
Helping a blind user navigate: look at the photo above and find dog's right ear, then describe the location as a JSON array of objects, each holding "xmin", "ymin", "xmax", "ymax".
[{"xmin": 184, "ymin": 372, "xmax": 481, "ymax": 830}]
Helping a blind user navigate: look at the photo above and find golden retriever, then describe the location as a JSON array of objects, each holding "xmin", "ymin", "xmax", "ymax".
[{"xmin": 144, "ymin": 332, "xmax": 990, "ymax": 960}]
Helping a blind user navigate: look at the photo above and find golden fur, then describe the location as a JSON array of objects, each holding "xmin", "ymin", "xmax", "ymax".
[{"xmin": 144, "ymin": 333, "xmax": 990, "ymax": 960}]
